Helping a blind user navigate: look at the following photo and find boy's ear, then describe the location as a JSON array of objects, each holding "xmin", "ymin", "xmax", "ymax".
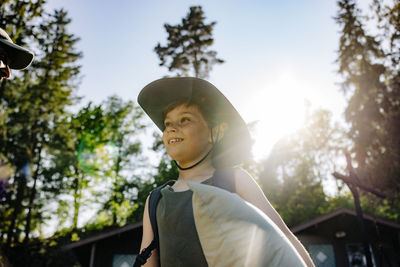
[{"xmin": 209, "ymin": 122, "xmax": 229, "ymax": 143}]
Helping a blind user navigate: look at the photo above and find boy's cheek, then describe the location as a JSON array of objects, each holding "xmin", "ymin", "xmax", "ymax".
[{"xmin": 162, "ymin": 138, "xmax": 169, "ymax": 148}]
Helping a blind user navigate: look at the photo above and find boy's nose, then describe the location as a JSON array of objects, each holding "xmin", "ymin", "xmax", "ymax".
[
  {"xmin": 166, "ymin": 125, "xmax": 177, "ymax": 132},
  {"xmin": 165, "ymin": 122, "xmax": 180, "ymax": 132}
]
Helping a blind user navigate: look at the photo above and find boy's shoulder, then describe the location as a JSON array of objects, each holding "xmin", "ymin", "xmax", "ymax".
[
  {"xmin": 211, "ymin": 167, "xmax": 253, "ymax": 193},
  {"xmin": 232, "ymin": 167, "xmax": 253, "ymax": 181},
  {"xmin": 232, "ymin": 167, "xmax": 259, "ymax": 193}
]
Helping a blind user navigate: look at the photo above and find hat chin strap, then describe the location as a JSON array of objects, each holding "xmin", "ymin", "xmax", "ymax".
[
  {"xmin": 173, "ymin": 126, "xmax": 220, "ymax": 171},
  {"xmin": 173, "ymin": 148, "xmax": 212, "ymax": 171}
]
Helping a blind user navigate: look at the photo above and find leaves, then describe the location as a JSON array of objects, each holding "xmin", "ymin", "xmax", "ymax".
[
  {"xmin": 260, "ymin": 109, "xmax": 348, "ymax": 227},
  {"xmin": 335, "ymin": 0, "xmax": 400, "ymax": 218},
  {"xmin": 154, "ymin": 6, "xmax": 224, "ymax": 78},
  {"xmin": 0, "ymin": 4, "xmax": 83, "ymax": 247}
]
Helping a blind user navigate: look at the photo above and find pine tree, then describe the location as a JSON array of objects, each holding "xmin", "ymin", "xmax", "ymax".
[
  {"xmin": 0, "ymin": 5, "xmax": 82, "ymax": 246},
  {"xmin": 147, "ymin": 5, "xmax": 223, "ymax": 219},
  {"xmin": 154, "ymin": 6, "xmax": 224, "ymax": 79},
  {"xmin": 335, "ymin": 0, "xmax": 400, "ymax": 218}
]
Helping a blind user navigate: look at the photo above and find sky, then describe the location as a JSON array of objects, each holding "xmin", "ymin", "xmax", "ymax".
[{"xmin": 45, "ymin": 0, "xmax": 346, "ymax": 161}]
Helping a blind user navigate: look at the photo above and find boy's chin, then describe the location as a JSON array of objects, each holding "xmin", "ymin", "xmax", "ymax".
[{"xmin": 166, "ymin": 149, "xmax": 185, "ymax": 160}]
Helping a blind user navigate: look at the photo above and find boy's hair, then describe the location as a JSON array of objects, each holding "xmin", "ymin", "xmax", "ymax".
[
  {"xmin": 138, "ymin": 77, "xmax": 252, "ymax": 168},
  {"xmin": 162, "ymin": 98, "xmax": 218, "ymax": 127},
  {"xmin": 162, "ymin": 99, "xmax": 252, "ymax": 169}
]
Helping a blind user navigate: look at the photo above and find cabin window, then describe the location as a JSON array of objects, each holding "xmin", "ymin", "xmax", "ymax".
[
  {"xmin": 345, "ymin": 243, "xmax": 376, "ymax": 267},
  {"xmin": 112, "ymin": 254, "xmax": 137, "ymax": 267},
  {"xmin": 308, "ymin": 244, "xmax": 336, "ymax": 267}
]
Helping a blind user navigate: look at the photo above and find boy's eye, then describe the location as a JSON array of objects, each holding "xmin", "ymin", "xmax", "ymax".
[
  {"xmin": 180, "ymin": 117, "xmax": 190, "ymax": 124},
  {"xmin": 164, "ymin": 121, "xmax": 171, "ymax": 127}
]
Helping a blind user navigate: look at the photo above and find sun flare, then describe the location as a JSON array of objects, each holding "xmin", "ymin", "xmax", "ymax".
[{"xmin": 242, "ymin": 71, "xmax": 313, "ymax": 160}]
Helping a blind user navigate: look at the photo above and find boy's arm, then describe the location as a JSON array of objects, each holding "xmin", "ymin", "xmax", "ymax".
[
  {"xmin": 234, "ymin": 168, "xmax": 315, "ymax": 267},
  {"xmin": 139, "ymin": 196, "xmax": 159, "ymax": 267}
]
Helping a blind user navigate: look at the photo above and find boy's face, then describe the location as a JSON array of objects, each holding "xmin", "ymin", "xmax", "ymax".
[{"xmin": 162, "ymin": 104, "xmax": 212, "ymax": 167}]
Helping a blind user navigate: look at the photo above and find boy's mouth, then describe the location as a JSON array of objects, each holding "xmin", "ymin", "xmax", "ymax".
[{"xmin": 168, "ymin": 138, "xmax": 183, "ymax": 144}]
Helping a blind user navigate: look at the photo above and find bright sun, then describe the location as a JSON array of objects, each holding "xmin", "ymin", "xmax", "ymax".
[{"xmin": 242, "ymin": 71, "xmax": 313, "ymax": 160}]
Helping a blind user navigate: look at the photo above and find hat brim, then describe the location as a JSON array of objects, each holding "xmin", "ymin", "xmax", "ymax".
[
  {"xmin": 138, "ymin": 77, "xmax": 249, "ymax": 136},
  {"xmin": 0, "ymin": 39, "xmax": 34, "ymax": 70}
]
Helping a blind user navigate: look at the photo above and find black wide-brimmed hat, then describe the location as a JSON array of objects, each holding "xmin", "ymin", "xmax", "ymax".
[
  {"xmin": 0, "ymin": 28, "xmax": 34, "ymax": 70},
  {"xmin": 138, "ymin": 77, "xmax": 251, "ymax": 166},
  {"xmin": 138, "ymin": 77, "xmax": 252, "ymax": 166},
  {"xmin": 138, "ymin": 77, "xmax": 248, "ymax": 133}
]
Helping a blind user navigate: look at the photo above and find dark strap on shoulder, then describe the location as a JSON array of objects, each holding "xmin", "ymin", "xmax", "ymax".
[
  {"xmin": 133, "ymin": 239, "xmax": 157, "ymax": 267},
  {"xmin": 212, "ymin": 167, "xmax": 236, "ymax": 193},
  {"xmin": 148, "ymin": 182, "xmax": 169, "ymax": 248},
  {"xmin": 133, "ymin": 180, "xmax": 175, "ymax": 267},
  {"xmin": 133, "ymin": 168, "xmax": 235, "ymax": 267}
]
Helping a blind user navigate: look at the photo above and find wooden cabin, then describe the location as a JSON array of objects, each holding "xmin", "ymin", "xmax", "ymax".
[{"xmin": 63, "ymin": 208, "xmax": 400, "ymax": 267}]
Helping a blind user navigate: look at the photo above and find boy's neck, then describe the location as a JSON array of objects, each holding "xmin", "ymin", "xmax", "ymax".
[{"xmin": 177, "ymin": 160, "xmax": 215, "ymax": 182}]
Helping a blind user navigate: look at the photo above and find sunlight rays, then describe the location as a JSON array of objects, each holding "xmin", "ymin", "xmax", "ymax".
[{"xmin": 243, "ymin": 70, "xmax": 316, "ymax": 160}]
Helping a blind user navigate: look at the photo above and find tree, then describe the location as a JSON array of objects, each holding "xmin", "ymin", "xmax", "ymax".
[
  {"xmin": 0, "ymin": 3, "xmax": 82, "ymax": 246},
  {"xmin": 146, "ymin": 5, "xmax": 224, "ymax": 218},
  {"xmin": 0, "ymin": 2, "xmax": 47, "ymax": 238},
  {"xmin": 94, "ymin": 96, "xmax": 146, "ymax": 226},
  {"xmin": 335, "ymin": 0, "xmax": 400, "ymax": 219},
  {"xmin": 260, "ymin": 109, "xmax": 348, "ymax": 226},
  {"xmin": 146, "ymin": 6, "xmax": 225, "ymax": 218},
  {"xmin": 0, "ymin": 0, "xmax": 46, "ymax": 135},
  {"xmin": 129, "ymin": 131, "xmax": 179, "ymax": 222},
  {"xmin": 46, "ymin": 102, "xmax": 107, "ymax": 233},
  {"xmin": 46, "ymin": 96, "xmax": 146, "ymax": 232},
  {"xmin": 154, "ymin": 6, "xmax": 224, "ymax": 79}
]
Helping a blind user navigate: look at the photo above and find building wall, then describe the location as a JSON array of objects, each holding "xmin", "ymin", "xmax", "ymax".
[
  {"xmin": 72, "ymin": 227, "xmax": 142, "ymax": 267},
  {"xmin": 296, "ymin": 224, "xmax": 400, "ymax": 267},
  {"xmin": 93, "ymin": 228, "xmax": 142, "ymax": 267}
]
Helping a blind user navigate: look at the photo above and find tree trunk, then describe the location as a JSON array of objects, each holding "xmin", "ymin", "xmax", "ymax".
[
  {"xmin": 6, "ymin": 171, "xmax": 26, "ymax": 247},
  {"xmin": 23, "ymin": 149, "xmax": 41, "ymax": 244},
  {"xmin": 72, "ymin": 175, "xmax": 81, "ymax": 231},
  {"xmin": 71, "ymin": 165, "xmax": 82, "ymax": 231},
  {"xmin": 193, "ymin": 51, "xmax": 199, "ymax": 78},
  {"xmin": 112, "ymin": 143, "xmax": 122, "ymax": 225}
]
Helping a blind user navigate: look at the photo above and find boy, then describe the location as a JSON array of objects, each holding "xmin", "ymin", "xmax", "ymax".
[{"xmin": 137, "ymin": 77, "xmax": 314, "ymax": 266}]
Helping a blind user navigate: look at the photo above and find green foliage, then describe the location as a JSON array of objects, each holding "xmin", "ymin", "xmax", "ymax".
[
  {"xmin": 3, "ymin": 235, "xmax": 80, "ymax": 267},
  {"xmin": 145, "ymin": 5, "xmax": 225, "ymax": 220},
  {"xmin": 128, "ymin": 131, "xmax": 179, "ymax": 222},
  {"xmin": 0, "ymin": 1, "xmax": 150, "ymax": 265},
  {"xmin": 44, "ymin": 95, "xmax": 146, "ymax": 232},
  {"xmin": 45, "ymin": 101, "xmax": 108, "ymax": 232},
  {"xmin": 260, "ymin": 109, "xmax": 349, "ymax": 226},
  {"xmin": 335, "ymin": 0, "xmax": 400, "ymax": 219},
  {"xmin": 93, "ymin": 96, "xmax": 146, "ymax": 226},
  {"xmin": 154, "ymin": 6, "xmax": 224, "ymax": 78},
  {"xmin": 0, "ymin": 2, "xmax": 82, "ymax": 248}
]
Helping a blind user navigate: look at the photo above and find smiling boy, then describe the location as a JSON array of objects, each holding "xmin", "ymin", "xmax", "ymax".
[{"xmin": 136, "ymin": 77, "xmax": 314, "ymax": 266}]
